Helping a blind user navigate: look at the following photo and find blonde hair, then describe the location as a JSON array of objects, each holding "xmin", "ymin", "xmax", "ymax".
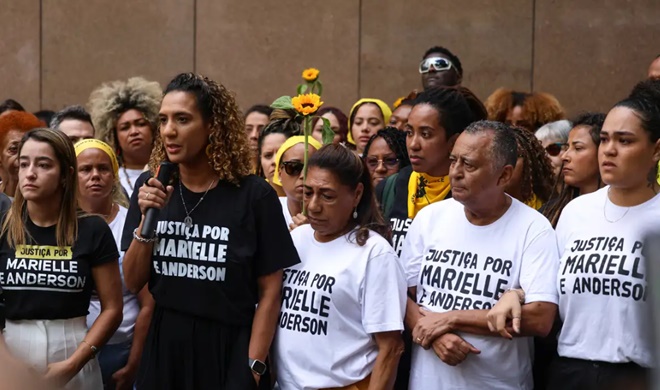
[
  {"xmin": 87, "ymin": 77, "xmax": 162, "ymax": 155},
  {"xmin": 149, "ymin": 73, "xmax": 251, "ymax": 185},
  {"xmin": 1, "ymin": 129, "xmax": 79, "ymax": 248}
]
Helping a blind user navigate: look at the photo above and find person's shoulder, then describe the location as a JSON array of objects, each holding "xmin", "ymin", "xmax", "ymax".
[
  {"xmin": 510, "ymin": 198, "xmax": 553, "ymax": 230},
  {"xmin": 397, "ymin": 165, "xmax": 414, "ymax": 183},
  {"xmin": 236, "ymin": 175, "xmax": 277, "ymax": 196},
  {"xmin": 363, "ymin": 230, "xmax": 397, "ymax": 255},
  {"xmin": 77, "ymin": 213, "xmax": 113, "ymax": 235},
  {"xmin": 415, "ymin": 197, "xmax": 460, "ymax": 221},
  {"xmin": 562, "ymin": 186, "xmax": 606, "ymax": 215}
]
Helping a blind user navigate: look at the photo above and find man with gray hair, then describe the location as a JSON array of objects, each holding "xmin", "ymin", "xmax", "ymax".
[
  {"xmin": 50, "ymin": 105, "xmax": 95, "ymax": 144},
  {"xmin": 401, "ymin": 121, "xmax": 559, "ymax": 390}
]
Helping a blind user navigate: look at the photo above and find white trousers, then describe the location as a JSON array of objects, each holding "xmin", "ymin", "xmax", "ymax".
[{"xmin": 4, "ymin": 316, "xmax": 103, "ymax": 390}]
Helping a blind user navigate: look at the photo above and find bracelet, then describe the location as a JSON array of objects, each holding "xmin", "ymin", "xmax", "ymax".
[
  {"xmin": 133, "ymin": 228, "xmax": 158, "ymax": 243},
  {"xmin": 81, "ymin": 340, "xmax": 98, "ymax": 358},
  {"xmin": 500, "ymin": 289, "xmax": 525, "ymax": 304}
]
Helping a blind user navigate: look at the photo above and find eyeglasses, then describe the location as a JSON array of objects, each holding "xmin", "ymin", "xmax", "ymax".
[
  {"xmin": 419, "ymin": 57, "xmax": 453, "ymax": 74},
  {"xmin": 545, "ymin": 143, "xmax": 568, "ymax": 157},
  {"xmin": 365, "ymin": 156, "xmax": 400, "ymax": 170},
  {"xmin": 281, "ymin": 161, "xmax": 304, "ymax": 176}
]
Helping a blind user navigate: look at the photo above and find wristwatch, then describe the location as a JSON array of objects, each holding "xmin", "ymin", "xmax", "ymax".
[{"xmin": 249, "ymin": 358, "xmax": 267, "ymax": 375}]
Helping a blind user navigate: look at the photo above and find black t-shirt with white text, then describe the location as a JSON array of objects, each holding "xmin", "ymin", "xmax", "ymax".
[
  {"xmin": 0, "ymin": 214, "xmax": 118, "ymax": 321},
  {"xmin": 121, "ymin": 172, "xmax": 301, "ymax": 326}
]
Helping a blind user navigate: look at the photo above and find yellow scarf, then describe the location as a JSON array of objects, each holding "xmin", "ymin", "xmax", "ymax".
[
  {"xmin": 524, "ymin": 193, "xmax": 544, "ymax": 210},
  {"xmin": 407, "ymin": 172, "xmax": 451, "ymax": 219}
]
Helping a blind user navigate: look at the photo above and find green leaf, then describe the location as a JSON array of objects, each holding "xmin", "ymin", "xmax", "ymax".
[
  {"xmin": 270, "ymin": 96, "xmax": 294, "ymax": 110},
  {"xmin": 316, "ymin": 80, "xmax": 323, "ymax": 96},
  {"xmin": 321, "ymin": 117, "xmax": 335, "ymax": 145},
  {"xmin": 296, "ymin": 84, "xmax": 308, "ymax": 95}
]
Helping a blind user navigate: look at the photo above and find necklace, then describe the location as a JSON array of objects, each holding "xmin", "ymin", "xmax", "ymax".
[
  {"xmin": 122, "ymin": 166, "xmax": 134, "ymax": 191},
  {"xmin": 603, "ymin": 188, "xmax": 630, "ymax": 223},
  {"xmin": 179, "ymin": 179, "xmax": 215, "ymax": 228}
]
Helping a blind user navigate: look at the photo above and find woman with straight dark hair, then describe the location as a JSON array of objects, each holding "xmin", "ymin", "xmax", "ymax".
[
  {"xmin": 0, "ymin": 128, "xmax": 122, "ymax": 389},
  {"xmin": 122, "ymin": 73, "xmax": 299, "ymax": 390},
  {"xmin": 273, "ymin": 144, "xmax": 406, "ymax": 389}
]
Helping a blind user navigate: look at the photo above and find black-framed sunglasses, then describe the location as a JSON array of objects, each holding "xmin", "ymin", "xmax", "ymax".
[
  {"xmin": 365, "ymin": 156, "xmax": 400, "ymax": 170},
  {"xmin": 545, "ymin": 142, "xmax": 568, "ymax": 157},
  {"xmin": 281, "ymin": 160, "xmax": 304, "ymax": 176}
]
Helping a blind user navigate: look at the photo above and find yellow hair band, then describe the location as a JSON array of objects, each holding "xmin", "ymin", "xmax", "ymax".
[
  {"xmin": 272, "ymin": 136, "xmax": 322, "ymax": 186},
  {"xmin": 74, "ymin": 139, "xmax": 119, "ymax": 177},
  {"xmin": 347, "ymin": 98, "xmax": 393, "ymax": 145}
]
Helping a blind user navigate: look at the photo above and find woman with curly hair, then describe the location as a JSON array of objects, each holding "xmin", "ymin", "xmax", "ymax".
[
  {"xmin": 0, "ymin": 111, "xmax": 44, "ymax": 197},
  {"xmin": 486, "ymin": 88, "xmax": 565, "ymax": 132},
  {"xmin": 504, "ymin": 126, "xmax": 555, "ymax": 210},
  {"xmin": 120, "ymin": 73, "xmax": 299, "ymax": 390},
  {"xmin": 88, "ymin": 77, "xmax": 162, "ymax": 198}
]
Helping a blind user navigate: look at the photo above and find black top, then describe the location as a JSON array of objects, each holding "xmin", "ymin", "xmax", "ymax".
[
  {"xmin": 376, "ymin": 166, "xmax": 453, "ymax": 256},
  {"xmin": 121, "ymin": 172, "xmax": 300, "ymax": 326},
  {"xmin": 0, "ymin": 214, "xmax": 118, "ymax": 321}
]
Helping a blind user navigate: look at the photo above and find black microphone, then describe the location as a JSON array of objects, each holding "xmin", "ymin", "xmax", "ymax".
[{"xmin": 141, "ymin": 162, "xmax": 177, "ymax": 239}]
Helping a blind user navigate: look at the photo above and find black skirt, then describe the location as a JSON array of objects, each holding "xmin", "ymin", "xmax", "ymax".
[{"xmin": 136, "ymin": 306, "xmax": 258, "ymax": 390}]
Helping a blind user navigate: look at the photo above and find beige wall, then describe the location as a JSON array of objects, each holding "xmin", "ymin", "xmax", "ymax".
[{"xmin": 1, "ymin": 1, "xmax": 658, "ymax": 117}]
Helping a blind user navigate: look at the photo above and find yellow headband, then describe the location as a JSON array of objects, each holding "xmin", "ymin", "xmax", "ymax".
[
  {"xmin": 272, "ymin": 136, "xmax": 322, "ymax": 186},
  {"xmin": 347, "ymin": 98, "xmax": 393, "ymax": 145},
  {"xmin": 74, "ymin": 139, "xmax": 120, "ymax": 177}
]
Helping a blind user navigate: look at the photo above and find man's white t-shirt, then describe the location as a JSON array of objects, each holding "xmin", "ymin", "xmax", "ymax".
[
  {"xmin": 401, "ymin": 197, "xmax": 559, "ymax": 390},
  {"xmin": 119, "ymin": 168, "xmax": 144, "ymax": 198},
  {"xmin": 274, "ymin": 224, "xmax": 406, "ymax": 390},
  {"xmin": 87, "ymin": 206, "xmax": 140, "ymax": 344},
  {"xmin": 556, "ymin": 187, "xmax": 660, "ymax": 367},
  {"xmin": 278, "ymin": 197, "xmax": 294, "ymax": 230}
]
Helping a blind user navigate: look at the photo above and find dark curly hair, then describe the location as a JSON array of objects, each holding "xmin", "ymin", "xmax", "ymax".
[
  {"xmin": 423, "ymin": 46, "xmax": 463, "ymax": 77},
  {"xmin": 543, "ymin": 112, "xmax": 605, "ymax": 227},
  {"xmin": 149, "ymin": 73, "xmax": 251, "ymax": 185},
  {"xmin": 256, "ymin": 109, "xmax": 302, "ymax": 177},
  {"xmin": 485, "ymin": 88, "xmax": 565, "ymax": 132},
  {"xmin": 308, "ymin": 144, "xmax": 391, "ymax": 246},
  {"xmin": 362, "ymin": 127, "xmax": 410, "ymax": 170},
  {"xmin": 509, "ymin": 125, "xmax": 555, "ymax": 204}
]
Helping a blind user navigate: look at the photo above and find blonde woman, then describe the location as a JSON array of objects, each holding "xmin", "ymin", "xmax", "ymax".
[{"xmin": 88, "ymin": 77, "xmax": 162, "ymax": 197}]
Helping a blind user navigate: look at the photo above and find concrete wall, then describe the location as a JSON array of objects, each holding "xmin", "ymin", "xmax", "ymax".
[{"xmin": 1, "ymin": 0, "xmax": 658, "ymax": 117}]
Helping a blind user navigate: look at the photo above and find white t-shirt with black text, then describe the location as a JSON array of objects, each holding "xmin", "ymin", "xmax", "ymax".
[
  {"xmin": 274, "ymin": 224, "xmax": 406, "ymax": 390},
  {"xmin": 401, "ymin": 197, "xmax": 559, "ymax": 390},
  {"xmin": 556, "ymin": 187, "xmax": 660, "ymax": 367}
]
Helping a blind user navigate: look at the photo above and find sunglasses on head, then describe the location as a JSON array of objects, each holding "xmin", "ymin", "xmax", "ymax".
[
  {"xmin": 365, "ymin": 156, "xmax": 400, "ymax": 170},
  {"xmin": 545, "ymin": 142, "xmax": 567, "ymax": 157},
  {"xmin": 281, "ymin": 160, "xmax": 304, "ymax": 176},
  {"xmin": 419, "ymin": 57, "xmax": 453, "ymax": 74}
]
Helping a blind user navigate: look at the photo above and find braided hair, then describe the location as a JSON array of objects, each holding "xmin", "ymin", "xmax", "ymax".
[
  {"xmin": 509, "ymin": 126, "xmax": 555, "ymax": 203},
  {"xmin": 542, "ymin": 112, "xmax": 605, "ymax": 227},
  {"xmin": 256, "ymin": 109, "xmax": 302, "ymax": 177},
  {"xmin": 362, "ymin": 127, "xmax": 410, "ymax": 169}
]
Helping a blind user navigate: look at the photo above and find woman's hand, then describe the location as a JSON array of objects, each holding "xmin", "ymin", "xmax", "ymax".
[
  {"xmin": 487, "ymin": 290, "xmax": 523, "ymax": 339},
  {"xmin": 43, "ymin": 358, "xmax": 78, "ymax": 387},
  {"xmin": 430, "ymin": 333, "xmax": 480, "ymax": 366},
  {"xmin": 137, "ymin": 177, "xmax": 174, "ymax": 216},
  {"xmin": 112, "ymin": 365, "xmax": 137, "ymax": 390},
  {"xmin": 412, "ymin": 308, "xmax": 454, "ymax": 349},
  {"xmin": 289, "ymin": 213, "xmax": 308, "ymax": 231}
]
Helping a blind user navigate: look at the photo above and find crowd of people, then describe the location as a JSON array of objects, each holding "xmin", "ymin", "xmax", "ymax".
[{"xmin": 0, "ymin": 46, "xmax": 658, "ymax": 390}]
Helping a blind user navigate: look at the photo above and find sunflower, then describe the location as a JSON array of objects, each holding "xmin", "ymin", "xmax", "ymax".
[
  {"xmin": 302, "ymin": 68, "xmax": 320, "ymax": 82},
  {"xmin": 393, "ymin": 96, "xmax": 405, "ymax": 109},
  {"xmin": 292, "ymin": 93, "xmax": 323, "ymax": 116}
]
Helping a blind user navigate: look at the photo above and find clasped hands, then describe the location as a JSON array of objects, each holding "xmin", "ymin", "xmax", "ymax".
[{"xmin": 411, "ymin": 308, "xmax": 480, "ymax": 366}]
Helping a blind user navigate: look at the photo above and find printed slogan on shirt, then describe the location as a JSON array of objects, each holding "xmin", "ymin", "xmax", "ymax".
[
  {"xmin": 0, "ymin": 245, "xmax": 83, "ymax": 292},
  {"xmin": 418, "ymin": 248, "xmax": 511, "ymax": 310},
  {"xmin": 559, "ymin": 236, "xmax": 647, "ymax": 301},
  {"xmin": 279, "ymin": 269, "xmax": 335, "ymax": 336},
  {"xmin": 153, "ymin": 221, "xmax": 230, "ymax": 282}
]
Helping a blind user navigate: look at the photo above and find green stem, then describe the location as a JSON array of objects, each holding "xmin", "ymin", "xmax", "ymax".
[{"xmin": 302, "ymin": 116, "xmax": 311, "ymax": 216}]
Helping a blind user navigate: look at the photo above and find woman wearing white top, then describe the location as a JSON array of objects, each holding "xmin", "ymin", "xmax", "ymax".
[
  {"xmin": 487, "ymin": 80, "xmax": 660, "ymax": 389},
  {"xmin": 75, "ymin": 139, "xmax": 155, "ymax": 390},
  {"xmin": 273, "ymin": 144, "xmax": 407, "ymax": 390},
  {"xmin": 271, "ymin": 135, "xmax": 321, "ymax": 231}
]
